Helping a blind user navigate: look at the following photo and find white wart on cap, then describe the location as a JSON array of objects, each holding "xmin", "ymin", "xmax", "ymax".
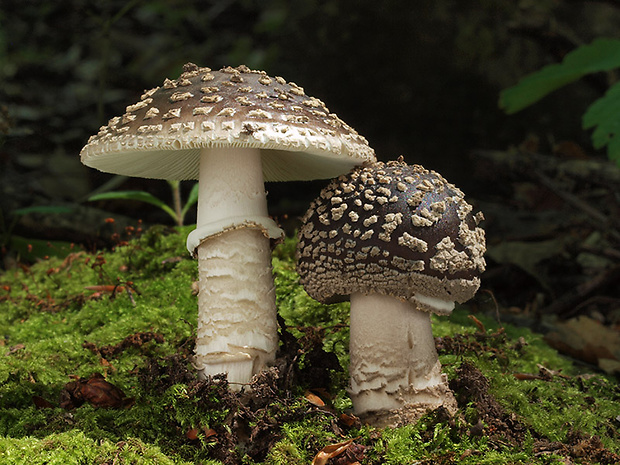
[
  {"xmin": 297, "ymin": 159, "xmax": 486, "ymax": 314},
  {"xmin": 80, "ymin": 63, "xmax": 375, "ymax": 182}
]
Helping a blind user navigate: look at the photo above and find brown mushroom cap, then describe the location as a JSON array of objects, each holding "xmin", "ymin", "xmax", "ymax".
[
  {"xmin": 80, "ymin": 63, "xmax": 375, "ymax": 181},
  {"xmin": 296, "ymin": 159, "xmax": 486, "ymax": 314}
]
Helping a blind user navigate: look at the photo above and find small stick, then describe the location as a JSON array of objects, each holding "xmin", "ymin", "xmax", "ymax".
[{"xmin": 540, "ymin": 264, "xmax": 620, "ymax": 316}]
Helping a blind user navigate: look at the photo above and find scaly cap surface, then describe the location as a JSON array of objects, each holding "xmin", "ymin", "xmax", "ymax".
[
  {"xmin": 81, "ymin": 64, "xmax": 376, "ymax": 181},
  {"xmin": 296, "ymin": 159, "xmax": 486, "ymax": 314}
]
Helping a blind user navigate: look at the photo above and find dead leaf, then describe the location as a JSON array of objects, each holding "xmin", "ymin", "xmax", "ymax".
[
  {"xmin": 60, "ymin": 373, "xmax": 133, "ymax": 409},
  {"xmin": 32, "ymin": 395, "xmax": 55, "ymax": 409},
  {"xmin": 84, "ymin": 285, "xmax": 124, "ymax": 293},
  {"xmin": 186, "ymin": 427, "xmax": 217, "ymax": 441},
  {"xmin": 204, "ymin": 428, "xmax": 217, "ymax": 440},
  {"xmin": 5, "ymin": 344, "xmax": 25, "ymax": 356},
  {"xmin": 304, "ymin": 390, "xmax": 326, "ymax": 407},
  {"xmin": 311, "ymin": 438, "xmax": 356, "ymax": 465},
  {"xmin": 536, "ymin": 364, "xmax": 569, "ymax": 380},
  {"xmin": 338, "ymin": 413, "xmax": 359, "ymax": 427},
  {"xmin": 544, "ymin": 315, "xmax": 620, "ymax": 373},
  {"xmin": 486, "ymin": 239, "xmax": 566, "ymax": 292}
]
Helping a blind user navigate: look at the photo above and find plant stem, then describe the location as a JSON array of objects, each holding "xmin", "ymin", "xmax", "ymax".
[{"xmin": 168, "ymin": 180, "xmax": 183, "ymax": 226}]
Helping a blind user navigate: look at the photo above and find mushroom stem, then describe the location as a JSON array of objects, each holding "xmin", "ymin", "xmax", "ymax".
[
  {"xmin": 193, "ymin": 147, "xmax": 279, "ymax": 388},
  {"xmin": 348, "ymin": 292, "xmax": 456, "ymax": 424}
]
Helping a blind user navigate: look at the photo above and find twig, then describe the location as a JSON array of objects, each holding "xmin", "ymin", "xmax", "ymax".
[
  {"xmin": 573, "ymin": 295, "xmax": 620, "ymax": 316},
  {"xmin": 472, "ymin": 149, "xmax": 620, "ymax": 185},
  {"xmin": 540, "ymin": 264, "xmax": 620, "ymax": 316},
  {"xmin": 563, "ymin": 0, "xmax": 620, "ymax": 8},
  {"xmin": 580, "ymin": 244, "xmax": 620, "ymax": 261},
  {"xmin": 532, "ymin": 170, "xmax": 620, "ymax": 242}
]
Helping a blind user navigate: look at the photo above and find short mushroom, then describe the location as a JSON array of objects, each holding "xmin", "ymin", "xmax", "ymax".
[
  {"xmin": 81, "ymin": 64, "xmax": 375, "ymax": 388},
  {"xmin": 296, "ymin": 159, "xmax": 486, "ymax": 426}
]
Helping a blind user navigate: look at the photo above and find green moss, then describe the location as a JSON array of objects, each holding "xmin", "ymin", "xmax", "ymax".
[
  {"xmin": 273, "ymin": 237, "xmax": 350, "ymax": 366},
  {"xmin": 433, "ymin": 312, "xmax": 620, "ymax": 454},
  {"xmin": 0, "ymin": 430, "xmax": 194, "ymax": 465},
  {"xmin": 265, "ymin": 413, "xmax": 342, "ymax": 464},
  {"xmin": 0, "ymin": 228, "xmax": 618, "ymax": 464}
]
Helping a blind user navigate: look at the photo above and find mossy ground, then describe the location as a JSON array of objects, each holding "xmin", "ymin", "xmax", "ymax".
[{"xmin": 0, "ymin": 227, "xmax": 618, "ymax": 464}]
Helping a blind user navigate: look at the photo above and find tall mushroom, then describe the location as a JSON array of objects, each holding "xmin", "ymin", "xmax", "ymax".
[
  {"xmin": 296, "ymin": 159, "xmax": 486, "ymax": 426},
  {"xmin": 80, "ymin": 64, "xmax": 375, "ymax": 388}
]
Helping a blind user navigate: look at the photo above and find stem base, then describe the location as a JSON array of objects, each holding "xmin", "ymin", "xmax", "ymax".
[{"xmin": 349, "ymin": 292, "xmax": 457, "ymax": 425}]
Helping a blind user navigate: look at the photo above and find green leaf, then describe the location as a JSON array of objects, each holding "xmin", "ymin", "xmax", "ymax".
[
  {"xmin": 500, "ymin": 38, "xmax": 620, "ymax": 114},
  {"xmin": 583, "ymin": 81, "xmax": 620, "ymax": 146},
  {"xmin": 181, "ymin": 183, "xmax": 200, "ymax": 219},
  {"xmin": 609, "ymin": 135, "xmax": 620, "ymax": 165},
  {"xmin": 88, "ymin": 190, "xmax": 177, "ymax": 222},
  {"xmin": 582, "ymin": 80, "xmax": 620, "ymax": 167},
  {"xmin": 89, "ymin": 190, "xmax": 166, "ymax": 209}
]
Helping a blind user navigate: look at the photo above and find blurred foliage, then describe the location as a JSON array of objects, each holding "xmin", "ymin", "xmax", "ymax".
[
  {"xmin": 500, "ymin": 38, "xmax": 620, "ymax": 167},
  {"xmin": 89, "ymin": 181, "xmax": 199, "ymax": 226},
  {"xmin": 2, "ymin": 0, "xmax": 620, "ymax": 253}
]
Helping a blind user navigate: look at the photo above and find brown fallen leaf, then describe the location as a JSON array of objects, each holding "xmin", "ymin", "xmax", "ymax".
[
  {"xmin": 536, "ymin": 364, "xmax": 570, "ymax": 380},
  {"xmin": 544, "ymin": 315, "xmax": 620, "ymax": 373},
  {"xmin": 186, "ymin": 428, "xmax": 199, "ymax": 440},
  {"xmin": 338, "ymin": 413, "xmax": 360, "ymax": 428},
  {"xmin": 186, "ymin": 427, "xmax": 217, "ymax": 441},
  {"xmin": 60, "ymin": 373, "xmax": 133, "ymax": 409},
  {"xmin": 204, "ymin": 428, "xmax": 217, "ymax": 440},
  {"xmin": 311, "ymin": 438, "xmax": 356, "ymax": 465},
  {"xmin": 32, "ymin": 395, "xmax": 55, "ymax": 409},
  {"xmin": 5, "ymin": 344, "xmax": 25, "ymax": 356},
  {"xmin": 304, "ymin": 390, "xmax": 326, "ymax": 407},
  {"xmin": 84, "ymin": 285, "xmax": 124, "ymax": 293}
]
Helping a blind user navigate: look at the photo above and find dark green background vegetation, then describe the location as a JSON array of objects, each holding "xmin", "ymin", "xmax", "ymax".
[{"xmin": 2, "ymin": 0, "xmax": 620, "ymax": 246}]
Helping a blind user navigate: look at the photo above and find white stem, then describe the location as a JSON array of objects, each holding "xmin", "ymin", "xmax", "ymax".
[
  {"xmin": 348, "ymin": 292, "xmax": 455, "ymax": 422},
  {"xmin": 195, "ymin": 147, "xmax": 269, "ymax": 226},
  {"xmin": 193, "ymin": 147, "xmax": 278, "ymax": 389}
]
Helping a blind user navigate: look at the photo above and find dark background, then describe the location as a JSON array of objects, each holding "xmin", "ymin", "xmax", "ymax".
[
  {"xmin": 0, "ymin": 0, "xmax": 620, "ymax": 257},
  {"xmin": 3, "ymin": 0, "xmax": 617, "ymax": 229}
]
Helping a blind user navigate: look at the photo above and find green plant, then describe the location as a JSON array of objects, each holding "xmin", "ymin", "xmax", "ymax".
[
  {"xmin": 88, "ymin": 180, "xmax": 199, "ymax": 226},
  {"xmin": 499, "ymin": 38, "xmax": 620, "ymax": 167}
]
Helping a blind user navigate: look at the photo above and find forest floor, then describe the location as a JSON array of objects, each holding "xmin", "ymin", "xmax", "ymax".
[{"xmin": 0, "ymin": 224, "xmax": 619, "ymax": 464}]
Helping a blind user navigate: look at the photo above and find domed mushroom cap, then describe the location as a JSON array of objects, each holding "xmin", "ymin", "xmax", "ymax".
[
  {"xmin": 296, "ymin": 160, "xmax": 486, "ymax": 314},
  {"xmin": 81, "ymin": 63, "xmax": 375, "ymax": 181}
]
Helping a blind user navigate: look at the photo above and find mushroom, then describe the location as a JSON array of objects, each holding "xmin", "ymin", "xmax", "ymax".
[
  {"xmin": 80, "ymin": 64, "xmax": 376, "ymax": 388},
  {"xmin": 296, "ymin": 159, "xmax": 486, "ymax": 426}
]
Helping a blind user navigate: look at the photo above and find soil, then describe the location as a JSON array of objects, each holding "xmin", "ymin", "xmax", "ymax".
[{"xmin": 136, "ymin": 319, "xmax": 345, "ymax": 464}]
